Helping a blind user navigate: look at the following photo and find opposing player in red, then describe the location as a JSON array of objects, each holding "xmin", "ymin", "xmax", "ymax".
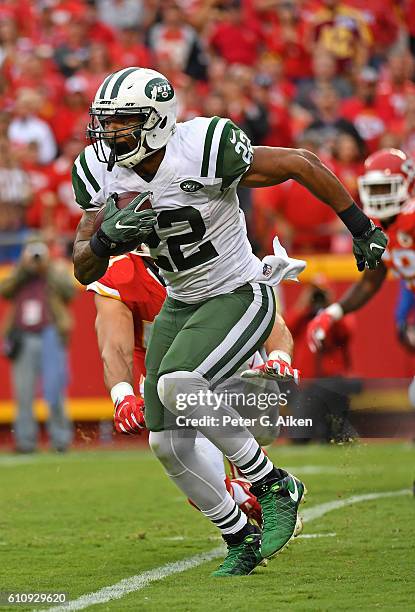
[
  {"xmin": 88, "ymin": 249, "xmax": 300, "ymax": 525},
  {"xmin": 308, "ymin": 148, "xmax": 415, "ymax": 354}
]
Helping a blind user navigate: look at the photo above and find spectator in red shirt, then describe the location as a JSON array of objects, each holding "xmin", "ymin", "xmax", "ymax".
[
  {"xmin": 209, "ymin": 0, "xmax": 263, "ymax": 67},
  {"xmin": 255, "ymin": 52, "xmax": 296, "ymax": 105},
  {"xmin": 329, "ymin": 132, "xmax": 365, "ymax": 202},
  {"xmin": 44, "ymin": 135, "xmax": 84, "ymax": 241},
  {"xmin": 0, "ymin": 0, "xmax": 36, "ymax": 39},
  {"xmin": 340, "ymin": 66, "xmax": 390, "ymax": 153},
  {"xmin": 29, "ymin": 3, "xmax": 68, "ymax": 58},
  {"xmin": 377, "ymin": 50, "xmax": 415, "ymax": 122},
  {"xmin": 83, "ymin": 2, "xmax": 116, "ymax": 46},
  {"xmin": 347, "ymin": 0, "xmax": 399, "ymax": 56},
  {"xmin": 76, "ymin": 42, "xmax": 114, "ymax": 102},
  {"xmin": 50, "ymin": 75, "xmax": 90, "ymax": 149},
  {"xmin": 16, "ymin": 140, "xmax": 56, "ymax": 232},
  {"xmin": 265, "ymin": 0, "xmax": 312, "ymax": 82},
  {"xmin": 0, "ymin": 13, "xmax": 20, "ymax": 82},
  {"xmin": 8, "ymin": 51, "xmax": 65, "ymax": 118},
  {"xmin": 388, "ymin": 93, "xmax": 415, "ymax": 159},
  {"xmin": 251, "ymin": 132, "xmax": 341, "ymax": 255},
  {"xmin": 109, "ymin": 26, "xmax": 152, "ymax": 72},
  {"xmin": 21, "ymin": 134, "xmax": 83, "ymax": 245}
]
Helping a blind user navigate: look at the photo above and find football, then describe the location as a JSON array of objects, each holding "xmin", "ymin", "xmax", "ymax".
[{"xmin": 93, "ymin": 191, "xmax": 152, "ymax": 234}]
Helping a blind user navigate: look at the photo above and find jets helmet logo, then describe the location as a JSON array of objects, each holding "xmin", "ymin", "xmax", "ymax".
[
  {"xmin": 145, "ymin": 78, "xmax": 174, "ymax": 102},
  {"xmin": 180, "ymin": 180, "xmax": 204, "ymax": 193}
]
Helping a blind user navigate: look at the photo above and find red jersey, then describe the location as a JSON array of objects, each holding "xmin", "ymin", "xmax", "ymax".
[
  {"xmin": 87, "ymin": 253, "xmax": 166, "ymax": 383},
  {"xmin": 377, "ymin": 200, "xmax": 415, "ymax": 290},
  {"xmin": 339, "ymin": 98, "xmax": 389, "ymax": 153}
]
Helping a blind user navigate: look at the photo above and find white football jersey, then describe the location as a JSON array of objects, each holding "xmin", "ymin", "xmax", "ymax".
[{"xmin": 72, "ymin": 116, "xmax": 263, "ymax": 303}]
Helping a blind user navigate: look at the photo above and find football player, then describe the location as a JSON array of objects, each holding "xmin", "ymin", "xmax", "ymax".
[
  {"xmin": 87, "ymin": 249, "xmax": 300, "ymax": 526},
  {"xmin": 308, "ymin": 148, "xmax": 415, "ymax": 352},
  {"xmin": 72, "ymin": 67, "xmax": 386, "ymax": 575}
]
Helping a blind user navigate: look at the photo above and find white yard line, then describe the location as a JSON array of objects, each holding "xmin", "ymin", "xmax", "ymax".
[
  {"xmin": 301, "ymin": 489, "xmax": 409, "ymax": 522},
  {"xmin": 38, "ymin": 488, "xmax": 410, "ymax": 612},
  {"xmin": 39, "ymin": 547, "xmax": 225, "ymax": 612},
  {"xmin": 299, "ymin": 533, "xmax": 337, "ymax": 539}
]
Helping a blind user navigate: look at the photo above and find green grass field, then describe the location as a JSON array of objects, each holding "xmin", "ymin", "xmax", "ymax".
[{"xmin": 0, "ymin": 442, "xmax": 414, "ymax": 611}]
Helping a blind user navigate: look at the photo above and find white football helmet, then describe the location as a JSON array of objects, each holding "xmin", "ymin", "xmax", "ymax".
[
  {"xmin": 358, "ymin": 148, "xmax": 415, "ymax": 219},
  {"xmin": 88, "ymin": 67, "xmax": 177, "ymax": 170}
]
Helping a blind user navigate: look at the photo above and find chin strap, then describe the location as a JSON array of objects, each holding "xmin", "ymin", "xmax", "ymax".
[{"xmin": 107, "ymin": 148, "xmax": 115, "ymax": 171}]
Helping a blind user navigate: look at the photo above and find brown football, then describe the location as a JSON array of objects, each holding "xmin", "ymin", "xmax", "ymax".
[{"xmin": 93, "ymin": 191, "xmax": 152, "ymax": 233}]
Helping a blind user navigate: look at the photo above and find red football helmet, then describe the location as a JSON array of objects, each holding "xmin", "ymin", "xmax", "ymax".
[{"xmin": 358, "ymin": 148, "xmax": 415, "ymax": 219}]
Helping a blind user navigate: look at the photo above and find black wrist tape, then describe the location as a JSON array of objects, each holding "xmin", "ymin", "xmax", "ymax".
[
  {"xmin": 90, "ymin": 228, "xmax": 116, "ymax": 258},
  {"xmin": 338, "ymin": 203, "xmax": 371, "ymax": 238}
]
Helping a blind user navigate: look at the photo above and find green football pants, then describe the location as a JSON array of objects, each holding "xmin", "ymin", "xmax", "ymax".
[{"xmin": 144, "ymin": 282, "xmax": 276, "ymax": 431}]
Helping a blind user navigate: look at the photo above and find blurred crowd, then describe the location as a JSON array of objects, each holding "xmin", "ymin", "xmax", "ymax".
[{"xmin": 1, "ymin": 0, "xmax": 415, "ymax": 260}]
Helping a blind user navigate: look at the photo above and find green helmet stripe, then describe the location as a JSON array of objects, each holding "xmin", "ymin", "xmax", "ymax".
[
  {"xmin": 98, "ymin": 72, "xmax": 116, "ymax": 99},
  {"xmin": 110, "ymin": 67, "xmax": 140, "ymax": 99},
  {"xmin": 215, "ymin": 120, "xmax": 232, "ymax": 178},
  {"xmin": 80, "ymin": 151, "xmax": 100, "ymax": 193},
  {"xmin": 201, "ymin": 116, "xmax": 220, "ymax": 177}
]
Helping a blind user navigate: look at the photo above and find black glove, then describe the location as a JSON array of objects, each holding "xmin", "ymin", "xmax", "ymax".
[
  {"xmin": 352, "ymin": 221, "xmax": 388, "ymax": 272},
  {"xmin": 90, "ymin": 192, "xmax": 157, "ymax": 258}
]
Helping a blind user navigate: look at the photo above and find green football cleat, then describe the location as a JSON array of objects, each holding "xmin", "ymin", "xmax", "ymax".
[
  {"xmin": 212, "ymin": 529, "xmax": 263, "ymax": 577},
  {"xmin": 251, "ymin": 473, "xmax": 306, "ymax": 559}
]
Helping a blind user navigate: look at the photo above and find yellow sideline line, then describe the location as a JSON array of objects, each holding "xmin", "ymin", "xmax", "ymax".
[
  {"xmin": 0, "ymin": 255, "xmax": 388, "ymax": 285},
  {"xmin": 0, "ymin": 398, "xmax": 113, "ymax": 423},
  {"xmin": 0, "ymin": 390, "xmax": 410, "ymax": 424}
]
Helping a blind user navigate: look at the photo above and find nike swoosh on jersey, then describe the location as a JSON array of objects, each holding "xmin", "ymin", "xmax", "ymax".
[
  {"xmin": 288, "ymin": 476, "xmax": 299, "ymax": 503},
  {"xmin": 369, "ymin": 243, "xmax": 384, "ymax": 251},
  {"xmin": 115, "ymin": 220, "xmax": 137, "ymax": 230}
]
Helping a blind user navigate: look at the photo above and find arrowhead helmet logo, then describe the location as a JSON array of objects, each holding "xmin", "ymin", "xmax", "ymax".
[
  {"xmin": 180, "ymin": 180, "xmax": 204, "ymax": 193},
  {"xmin": 397, "ymin": 231, "xmax": 413, "ymax": 247}
]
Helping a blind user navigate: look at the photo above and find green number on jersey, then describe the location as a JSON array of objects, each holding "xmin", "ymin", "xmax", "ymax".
[{"xmin": 147, "ymin": 207, "xmax": 219, "ymax": 272}]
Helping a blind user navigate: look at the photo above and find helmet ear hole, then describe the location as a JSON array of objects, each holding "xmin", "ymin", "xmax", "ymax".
[{"xmin": 159, "ymin": 116, "xmax": 167, "ymax": 129}]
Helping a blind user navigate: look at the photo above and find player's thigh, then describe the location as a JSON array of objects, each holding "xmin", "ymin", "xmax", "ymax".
[
  {"xmin": 159, "ymin": 283, "xmax": 276, "ymax": 384},
  {"xmin": 145, "ymin": 297, "xmax": 196, "ymax": 431}
]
